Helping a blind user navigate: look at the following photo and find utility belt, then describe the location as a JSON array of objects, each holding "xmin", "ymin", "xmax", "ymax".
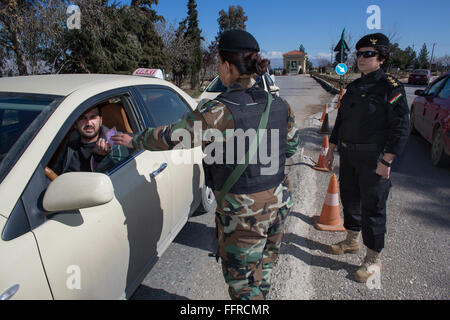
[{"xmin": 339, "ymin": 141, "xmax": 380, "ymax": 152}]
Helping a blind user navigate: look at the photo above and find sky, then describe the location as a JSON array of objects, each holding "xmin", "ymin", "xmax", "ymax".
[{"xmin": 117, "ymin": 0, "xmax": 450, "ymax": 67}]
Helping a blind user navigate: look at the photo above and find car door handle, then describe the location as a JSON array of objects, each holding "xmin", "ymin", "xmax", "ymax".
[
  {"xmin": 150, "ymin": 162, "xmax": 167, "ymax": 178},
  {"xmin": 0, "ymin": 284, "xmax": 19, "ymax": 300}
]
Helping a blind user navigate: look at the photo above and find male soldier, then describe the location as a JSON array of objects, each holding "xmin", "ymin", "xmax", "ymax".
[
  {"xmin": 324, "ymin": 33, "xmax": 410, "ymax": 282},
  {"xmin": 113, "ymin": 30, "xmax": 300, "ymax": 300}
]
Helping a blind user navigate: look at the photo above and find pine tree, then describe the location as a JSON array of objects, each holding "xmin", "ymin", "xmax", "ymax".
[
  {"xmin": 185, "ymin": 0, "xmax": 203, "ymax": 89},
  {"xmin": 299, "ymin": 44, "xmax": 306, "ymax": 53},
  {"xmin": 418, "ymin": 43, "xmax": 429, "ymax": 69},
  {"xmin": 217, "ymin": 5, "xmax": 247, "ymax": 42}
]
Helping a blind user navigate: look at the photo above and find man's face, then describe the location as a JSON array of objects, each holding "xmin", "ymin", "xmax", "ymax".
[{"xmin": 75, "ymin": 108, "xmax": 102, "ymax": 142}]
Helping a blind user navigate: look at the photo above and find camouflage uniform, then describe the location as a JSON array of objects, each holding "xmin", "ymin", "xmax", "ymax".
[{"xmin": 132, "ymin": 80, "xmax": 300, "ymax": 300}]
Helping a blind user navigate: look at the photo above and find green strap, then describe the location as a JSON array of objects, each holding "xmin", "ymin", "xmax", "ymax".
[{"xmin": 217, "ymin": 92, "xmax": 273, "ymax": 208}]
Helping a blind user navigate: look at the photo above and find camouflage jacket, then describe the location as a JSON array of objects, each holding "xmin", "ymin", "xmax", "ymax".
[{"xmin": 132, "ymin": 81, "xmax": 300, "ymax": 210}]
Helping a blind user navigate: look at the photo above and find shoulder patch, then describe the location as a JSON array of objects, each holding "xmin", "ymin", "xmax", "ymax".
[
  {"xmin": 384, "ymin": 74, "xmax": 401, "ymax": 88},
  {"xmin": 197, "ymin": 99, "xmax": 220, "ymax": 113},
  {"xmin": 389, "ymin": 92, "xmax": 403, "ymax": 104}
]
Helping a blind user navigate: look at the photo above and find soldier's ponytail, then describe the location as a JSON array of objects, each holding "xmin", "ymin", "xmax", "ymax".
[{"xmin": 219, "ymin": 50, "xmax": 270, "ymax": 76}]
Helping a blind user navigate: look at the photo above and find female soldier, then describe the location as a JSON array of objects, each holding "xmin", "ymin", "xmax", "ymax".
[
  {"xmin": 325, "ymin": 33, "xmax": 409, "ymax": 283},
  {"xmin": 113, "ymin": 30, "xmax": 300, "ymax": 300}
]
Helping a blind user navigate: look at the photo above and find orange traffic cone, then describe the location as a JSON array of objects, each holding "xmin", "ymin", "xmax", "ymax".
[
  {"xmin": 320, "ymin": 103, "xmax": 328, "ymax": 122},
  {"xmin": 313, "ymin": 135, "xmax": 330, "ymax": 172},
  {"xmin": 313, "ymin": 174, "xmax": 345, "ymax": 232},
  {"xmin": 319, "ymin": 113, "xmax": 330, "ymax": 134}
]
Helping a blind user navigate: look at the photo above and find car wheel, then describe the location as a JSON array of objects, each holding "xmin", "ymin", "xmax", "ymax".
[
  {"xmin": 431, "ymin": 127, "xmax": 450, "ymax": 167},
  {"xmin": 194, "ymin": 185, "xmax": 217, "ymax": 215},
  {"xmin": 409, "ymin": 107, "xmax": 417, "ymax": 135}
]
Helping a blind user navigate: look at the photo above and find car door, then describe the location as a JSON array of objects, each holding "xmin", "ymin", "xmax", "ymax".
[
  {"xmin": 421, "ymin": 77, "xmax": 448, "ymax": 141},
  {"xmin": 0, "ymin": 207, "xmax": 52, "ymax": 300},
  {"xmin": 134, "ymin": 86, "xmax": 203, "ymax": 236},
  {"xmin": 30, "ymin": 89, "xmax": 174, "ymax": 299},
  {"xmin": 427, "ymin": 77, "xmax": 450, "ymax": 139}
]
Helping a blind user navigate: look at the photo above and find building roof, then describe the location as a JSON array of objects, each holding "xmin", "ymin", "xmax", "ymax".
[{"xmin": 283, "ymin": 50, "xmax": 305, "ymax": 57}]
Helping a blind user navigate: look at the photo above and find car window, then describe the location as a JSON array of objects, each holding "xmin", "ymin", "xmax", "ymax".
[
  {"xmin": 206, "ymin": 77, "xmax": 227, "ymax": 93},
  {"xmin": 413, "ymin": 70, "xmax": 428, "ymax": 74},
  {"xmin": 46, "ymin": 95, "xmax": 139, "ymax": 177},
  {"xmin": 437, "ymin": 78, "xmax": 450, "ymax": 100},
  {"xmin": 0, "ymin": 93, "xmax": 61, "ymax": 183},
  {"xmin": 425, "ymin": 77, "xmax": 447, "ymax": 96},
  {"xmin": 137, "ymin": 87, "xmax": 191, "ymax": 127}
]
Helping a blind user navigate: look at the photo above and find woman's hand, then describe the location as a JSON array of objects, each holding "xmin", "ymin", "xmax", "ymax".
[
  {"xmin": 324, "ymin": 143, "xmax": 336, "ymax": 171},
  {"xmin": 376, "ymin": 161, "xmax": 391, "ymax": 179},
  {"xmin": 111, "ymin": 133, "xmax": 134, "ymax": 149}
]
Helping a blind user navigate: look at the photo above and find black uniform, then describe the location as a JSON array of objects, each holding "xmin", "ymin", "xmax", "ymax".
[{"xmin": 329, "ymin": 68, "xmax": 410, "ymax": 252}]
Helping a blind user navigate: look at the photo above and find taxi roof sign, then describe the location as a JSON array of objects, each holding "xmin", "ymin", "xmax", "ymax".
[{"xmin": 133, "ymin": 68, "xmax": 164, "ymax": 80}]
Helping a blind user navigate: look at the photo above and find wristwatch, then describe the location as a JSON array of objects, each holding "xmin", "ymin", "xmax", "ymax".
[{"xmin": 379, "ymin": 158, "xmax": 391, "ymax": 167}]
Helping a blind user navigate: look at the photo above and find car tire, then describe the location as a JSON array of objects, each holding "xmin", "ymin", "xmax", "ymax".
[
  {"xmin": 409, "ymin": 107, "xmax": 418, "ymax": 135},
  {"xmin": 194, "ymin": 185, "xmax": 217, "ymax": 215},
  {"xmin": 431, "ymin": 127, "xmax": 450, "ymax": 167}
]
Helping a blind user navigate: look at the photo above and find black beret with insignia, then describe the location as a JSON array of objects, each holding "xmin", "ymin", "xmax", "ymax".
[
  {"xmin": 218, "ymin": 30, "xmax": 260, "ymax": 53},
  {"xmin": 356, "ymin": 33, "xmax": 390, "ymax": 50}
]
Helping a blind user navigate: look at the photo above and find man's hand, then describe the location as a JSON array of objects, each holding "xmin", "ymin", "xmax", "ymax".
[
  {"xmin": 93, "ymin": 138, "xmax": 111, "ymax": 156},
  {"xmin": 324, "ymin": 143, "xmax": 336, "ymax": 171},
  {"xmin": 112, "ymin": 133, "xmax": 134, "ymax": 149}
]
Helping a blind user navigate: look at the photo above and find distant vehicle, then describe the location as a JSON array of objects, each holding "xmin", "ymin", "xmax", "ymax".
[
  {"xmin": 410, "ymin": 72, "xmax": 450, "ymax": 167},
  {"xmin": 408, "ymin": 69, "xmax": 432, "ymax": 85},
  {"xmin": 197, "ymin": 72, "xmax": 280, "ymax": 102}
]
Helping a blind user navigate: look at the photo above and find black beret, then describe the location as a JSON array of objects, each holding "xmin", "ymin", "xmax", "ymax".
[
  {"xmin": 356, "ymin": 33, "xmax": 390, "ymax": 50},
  {"xmin": 218, "ymin": 30, "xmax": 260, "ymax": 53}
]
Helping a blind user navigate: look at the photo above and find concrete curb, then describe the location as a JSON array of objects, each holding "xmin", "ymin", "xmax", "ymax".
[{"xmin": 311, "ymin": 75, "xmax": 340, "ymax": 95}]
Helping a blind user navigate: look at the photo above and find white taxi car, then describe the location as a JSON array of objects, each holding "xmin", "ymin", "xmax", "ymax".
[
  {"xmin": 0, "ymin": 74, "xmax": 215, "ymax": 299},
  {"xmin": 197, "ymin": 72, "xmax": 280, "ymax": 101}
]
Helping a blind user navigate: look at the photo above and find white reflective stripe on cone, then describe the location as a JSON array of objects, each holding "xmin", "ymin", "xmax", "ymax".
[
  {"xmin": 321, "ymin": 147, "xmax": 329, "ymax": 156},
  {"xmin": 325, "ymin": 192, "xmax": 339, "ymax": 206}
]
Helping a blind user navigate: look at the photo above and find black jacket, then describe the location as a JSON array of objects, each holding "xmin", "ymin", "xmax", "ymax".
[{"xmin": 330, "ymin": 68, "xmax": 410, "ymax": 155}]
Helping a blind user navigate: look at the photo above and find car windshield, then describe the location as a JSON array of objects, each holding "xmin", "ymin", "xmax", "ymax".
[
  {"xmin": 206, "ymin": 77, "xmax": 227, "ymax": 92},
  {"xmin": 0, "ymin": 93, "xmax": 61, "ymax": 182},
  {"xmin": 413, "ymin": 70, "xmax": 428, "ymax": 74}
]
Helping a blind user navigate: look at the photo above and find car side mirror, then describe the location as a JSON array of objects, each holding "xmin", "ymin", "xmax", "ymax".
[
  {"xmin": 42, "ymin": 172, "xmax": 114, "ymax": 213},
  {"xmin": 414, "ymin": 89, "xmax": 426, "ymax": 96}
]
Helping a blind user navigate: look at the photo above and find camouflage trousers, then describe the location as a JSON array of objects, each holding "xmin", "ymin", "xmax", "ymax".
[{"xmin": 214, "ymin": 176, "xmax": 293, "ymax": 300}]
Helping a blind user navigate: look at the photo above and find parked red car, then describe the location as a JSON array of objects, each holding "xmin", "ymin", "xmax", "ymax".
[
  {"xmin": 410, "ymin": 72, "xmax": 450, "ymax": 167},
  {"xmin": 408, "ymin": 69, "xmax": 432, "ymax": 85}
]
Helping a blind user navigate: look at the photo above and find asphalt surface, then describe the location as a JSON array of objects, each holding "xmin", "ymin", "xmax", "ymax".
[
  {"xmin": 132, "ymin": 76, "xmax": 449, "ymax": 300},
  {"xmin": 280, "ymin": 80, "xmax": 450, "ymax": 300}
]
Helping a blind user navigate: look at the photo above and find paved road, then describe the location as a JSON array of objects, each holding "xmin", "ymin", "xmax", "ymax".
[
  {"xmin": 132, "ymin": 75, "xmax": 332, "ymax": 300},
  {"xmin": 132, "ymin": 76, "xmax": 449, "ymax": 300}
]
